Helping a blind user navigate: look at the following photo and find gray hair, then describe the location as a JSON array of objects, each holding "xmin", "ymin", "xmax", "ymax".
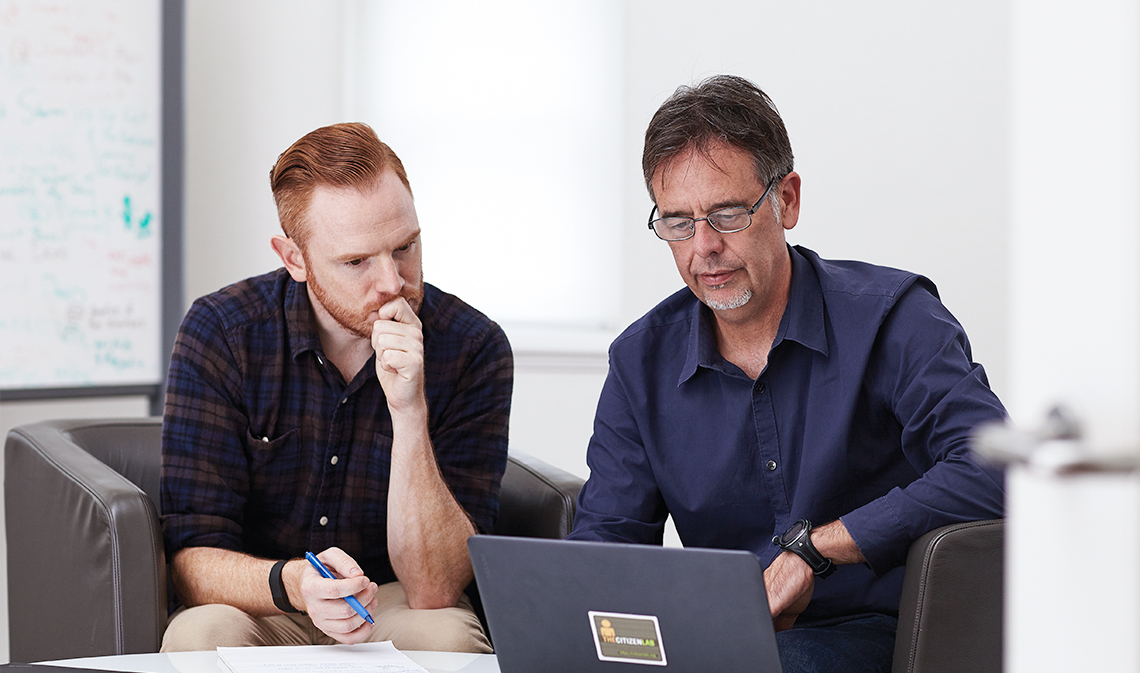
[{"xmin": 642, "ymin": 75, "xmax": 794, "ymax": 202}]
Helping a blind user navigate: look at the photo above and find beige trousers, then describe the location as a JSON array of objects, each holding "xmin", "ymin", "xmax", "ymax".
[{"xmin": 160, "ymin": 582, "xmax": 491, "ymax": 653}]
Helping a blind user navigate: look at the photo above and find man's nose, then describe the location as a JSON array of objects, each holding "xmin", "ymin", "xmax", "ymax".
[
  {"xmin": 690, "ymin": 218, "xmax": 725, "ymax": 257},
  {"xmin": 371, "ymin": 257, "xmax": 405, "ymax": 295}
]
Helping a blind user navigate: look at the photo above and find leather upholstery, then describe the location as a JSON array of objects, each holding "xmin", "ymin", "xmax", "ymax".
[
  {"xmin": 5, "ymin": 418, "xmax": 585, "ymax": 662},
  {"xmin": 892, "ymin": 518, "xmax": 1004, "ymax": 673},
  {"xmin": 494, "ymin": 452, "xmax": 583, "ymax": 539},
  {"xmin": 5, "ymin": 418, "xmax": 166, "ymax": 662},
  {"xmin": 6, "ymin": 418, "xmax": 1003, "ymax": 671}
]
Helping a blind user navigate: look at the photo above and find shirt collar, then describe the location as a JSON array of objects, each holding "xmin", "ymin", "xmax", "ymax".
[
  {"xmin": 778, "ymin": 245, "xmax": 829, "ymax": 357},
  {"xmin": 678, "ymin": 245, "xmax": 828, "ymax": 385},
  {"xmin": 285, "ymin": 277, "xmax": 324, "ymax": 362}
]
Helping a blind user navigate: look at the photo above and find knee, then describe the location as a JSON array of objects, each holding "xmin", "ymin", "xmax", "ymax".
[
  {"xmin": 388, "ymin": 608, "xmax": 491, "ymax": 653},
  {"xmin": 371, "ymin": 585, "xmax": 491, "ymax": 654},
  {"xmin": 161, "ymin": 604, "xmax": 259, "ymax": 652}
]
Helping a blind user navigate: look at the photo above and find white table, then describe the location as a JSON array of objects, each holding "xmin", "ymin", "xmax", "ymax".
[{"xmin": 45, "ymin": 650, "xmax": 500, "ymax": 673}]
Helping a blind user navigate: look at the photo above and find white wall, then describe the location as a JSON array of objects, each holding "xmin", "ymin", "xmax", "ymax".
[
  {"xmin": 184, "ymin": 0, "xmax": 347, "ymax": 300},
  {"xmin": 2, "ymin": 0, "xmax": 1136, "ymax": 663},
  {"xmin": 618, "ymin": 1, "xmax": 1012, "ymax": 393},
  {"xmin": 181, "ymin": 0, "xmax": 1015, "ymax": 480}
]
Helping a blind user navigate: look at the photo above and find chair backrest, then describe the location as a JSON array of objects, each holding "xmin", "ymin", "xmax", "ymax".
[
  {"xmin": 496, "ymin": 452, "xmax": 583, "ymax": 538},
  {"xmin": 5, "ymin": 417, "xmax": 583, "ymax": 661},
  {"xmin": 5, "ymin": 417, "xmax": 166, "ymax": 662},
  {"xmin": 892, "ymin": 518, "xmax": 1004, "ymax": 673},
  {"xmin": 54, "ymin": 418, "xmax": 163, "ymax": 504}
]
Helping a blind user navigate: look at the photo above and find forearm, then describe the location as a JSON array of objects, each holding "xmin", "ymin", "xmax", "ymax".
[
  {"xmin": 810, "ymin": 519, "xmax": 865, "ymax": 565},
  {"xmin": 386, "ymin": 406, "xmax": 477, "ymax": 609},
  {"xmin": 171, "ymin": 547, "xmax": 307, "ymax": 615},
  {"xmin": 765, "ymin": 519, "xmax": 865, "ymax": 629},
  {"xmin": 840, "ymin": 451, "xmax": 1003, "ymax": 573}
]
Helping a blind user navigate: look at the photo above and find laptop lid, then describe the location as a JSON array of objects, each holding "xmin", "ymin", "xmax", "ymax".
[{"xmin": 468, "ymin": 535, "xmax": 783, "ymax": 673}]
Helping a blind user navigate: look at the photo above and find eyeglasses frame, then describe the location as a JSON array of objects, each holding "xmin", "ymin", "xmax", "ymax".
[{"xmin": 647, "ymin": 178, "xmax": 779, "ymax": 242}]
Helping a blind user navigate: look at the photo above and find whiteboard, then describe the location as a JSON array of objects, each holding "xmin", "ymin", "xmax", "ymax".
[{"xmin": 0, "ymin": 0, "xmax": 179, "ymax": 396}]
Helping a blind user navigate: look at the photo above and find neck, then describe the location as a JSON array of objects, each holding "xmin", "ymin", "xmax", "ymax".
[
  {"xmin": 712, "ymin": 265, "xmax": 792, "ymax": 381},
  {"xmin": 308, "ymin": 289, "xmax": 373, "ymax": 383}
]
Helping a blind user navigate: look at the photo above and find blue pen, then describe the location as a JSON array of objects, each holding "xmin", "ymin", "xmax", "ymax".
[{"xmin": 305, "ymin": 551, "xmax": 375, "ymax": 625}]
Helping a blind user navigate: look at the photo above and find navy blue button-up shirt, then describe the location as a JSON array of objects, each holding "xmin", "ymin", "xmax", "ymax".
[{"xmin": 569, "ymin": 246, "xmax": 1004, "ymax": 622}]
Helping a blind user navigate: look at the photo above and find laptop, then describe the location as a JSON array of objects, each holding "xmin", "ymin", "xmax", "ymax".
[{"xmin": 468, "ymin": 535, "xmax": 783, "ymax": 673}]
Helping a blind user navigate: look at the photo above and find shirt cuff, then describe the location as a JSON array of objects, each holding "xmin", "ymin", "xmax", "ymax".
[{"xmin": 839, "ymin": 490, "xmax": 911, "ymax": 576}]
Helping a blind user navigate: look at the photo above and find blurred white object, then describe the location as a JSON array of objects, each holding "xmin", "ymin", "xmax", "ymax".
[{"xmin": 979, "ymin": 407, "xmax": 1140, "ymax": 673}]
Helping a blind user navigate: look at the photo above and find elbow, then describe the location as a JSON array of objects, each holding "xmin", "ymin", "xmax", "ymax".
[{"xmin": 404, "ymin": 585, "xmax": 463, "ymax": 610}]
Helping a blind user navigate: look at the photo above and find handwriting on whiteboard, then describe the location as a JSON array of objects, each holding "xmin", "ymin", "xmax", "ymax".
[{"xmin": 0, "ymin": 0, "xmax": 162, "ymax": 389}]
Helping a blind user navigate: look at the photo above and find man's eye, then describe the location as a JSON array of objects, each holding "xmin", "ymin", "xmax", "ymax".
[
  {"xmin": 347, "ymin": 259, "xmax": 363, "ymax": 266},
  {"xmin": 396, "ymin": 241, "xmax": 413, "ymax": 252}
]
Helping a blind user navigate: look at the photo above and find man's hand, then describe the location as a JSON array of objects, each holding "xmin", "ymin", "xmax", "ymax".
[
  {"xmin": 763, "ymin": 519, "xmax": 865, "ymax": 631},
  {"xmin": 297, "ymin": 547, "xmax": 378, "ymax": 644},
  {"xmin": 764, "ymin": 551, "xmax": 815, "ymax": 631},
  {"xmin": 371, "ymin": 297, "xmax": 426, "ymax": 414}
]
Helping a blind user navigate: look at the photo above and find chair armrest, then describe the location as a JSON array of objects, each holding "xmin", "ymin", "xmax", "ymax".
[
  {"xmin": 892, "ymin": 518, "xmax": 1004, "ymax": 673},
  {"xmin": 5, "ymin": 421, "xmax": 166, "ymax": 661},
  {"xmin": 494, "ymin": 452, "xmax": 585, "ymax": 539}
]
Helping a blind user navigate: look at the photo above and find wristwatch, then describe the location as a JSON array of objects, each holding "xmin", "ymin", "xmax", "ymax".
[{"xmin": 773, "ymin": 519, "xmax": 835, "ymax": 578}]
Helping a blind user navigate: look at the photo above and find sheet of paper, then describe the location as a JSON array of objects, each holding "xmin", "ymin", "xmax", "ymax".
[{"xmin": 216, "ymin": 642, "xmax": 428, "ymax": 673}]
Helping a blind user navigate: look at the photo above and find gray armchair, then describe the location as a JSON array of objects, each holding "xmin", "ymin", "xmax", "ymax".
[
  {"xmin": 5, "ymin": 417, "xmax": 585, "ymax": 662},
  {"xmin": 892, "ymin": 518, "xmax": 1004, "ymax": 673},
  {"xmin": 6, "ymin": 418, "xmax": 1003, "ymax": 671}
]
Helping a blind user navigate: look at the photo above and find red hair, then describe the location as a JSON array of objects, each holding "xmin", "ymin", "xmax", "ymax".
[{"xmin": 270, "ymin": 122, "xmax": 411, "ymax": 246}]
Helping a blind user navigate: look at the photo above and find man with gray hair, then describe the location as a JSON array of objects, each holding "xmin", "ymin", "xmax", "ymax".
[{"xmin": 568, "ymin": 75, "xmax": 1005, "ymax": 672}]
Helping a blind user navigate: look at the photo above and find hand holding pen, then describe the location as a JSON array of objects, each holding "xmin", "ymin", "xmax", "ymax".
[
  {"xmin": 299, "ymin": 548, "xmax": 377, "ymax": 643},
  {"xmin": 307, "ymin": 551, "xmax": 375, "ymax": 624}
]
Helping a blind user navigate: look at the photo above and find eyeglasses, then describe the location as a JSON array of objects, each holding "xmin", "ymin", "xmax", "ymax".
[{"xmin": 647, "ymin": 179, "xmax": 777, "ymax": 242}]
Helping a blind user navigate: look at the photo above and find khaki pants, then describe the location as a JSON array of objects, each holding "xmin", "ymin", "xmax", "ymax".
[{"xmin": 161, "ymin": 582, "xmax": 491, "ymax": 653}]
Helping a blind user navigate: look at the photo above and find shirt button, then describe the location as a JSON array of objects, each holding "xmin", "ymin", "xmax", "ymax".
[
  {"xmin": 261, "ymin": 436, "xmax": 269, "ymax": 443},
  {"xmin": 330, "ymin": 455, "xmax": 339, "ymax": 466},
  {"xmin": 758, "ymin": 382, "xmax": 767, "ymax": 394},
  {"xmin": 766, "ymin": 460, "xmax": 778, "ymax": 471},
  {"xmin": 319, "ymin": 516, "xmax": 329, "ymax": 526}
]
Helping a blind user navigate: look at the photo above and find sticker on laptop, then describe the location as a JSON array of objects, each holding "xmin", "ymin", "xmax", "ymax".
[{"xmin": 588, "ymin": 610, "xmax": 667, "ymax": 666}]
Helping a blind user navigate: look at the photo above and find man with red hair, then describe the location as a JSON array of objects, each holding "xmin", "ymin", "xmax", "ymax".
[{"xmin": 160, "ymin": 123, "xmax": 511, "ymax": 652}]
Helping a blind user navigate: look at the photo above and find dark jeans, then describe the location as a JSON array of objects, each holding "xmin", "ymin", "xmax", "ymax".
[{"xmin": 775, "ymin": 613, "xmax": 897, "ymax": 673}]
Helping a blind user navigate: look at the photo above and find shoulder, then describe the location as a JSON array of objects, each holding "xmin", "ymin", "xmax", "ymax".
[
  {"xmin": 794, "ymin": 246, "xmax": 940, "ymax": 325},
  {"xmin": 187, "ymin": 269, "xmax": 291, "ymax": 331},
  {"xmin": 610, "ymin": 287, "xmax": 696, "ymax": 353},
  {"xmin": 796, "ymin": 246, "xmax": 934, "ymax": 302},
  {"xmin": 420, "ymin": 283, "xmax": 511, "ymax": 355}
]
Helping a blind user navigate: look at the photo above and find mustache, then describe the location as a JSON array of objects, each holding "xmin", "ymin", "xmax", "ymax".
[{"xmin": 365, "ymin": 288, "xmax": 424, "ymax": 315}]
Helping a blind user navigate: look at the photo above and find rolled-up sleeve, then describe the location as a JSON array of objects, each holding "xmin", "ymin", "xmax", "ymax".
[{"xmin": 427, "ymin": 319, "xmax": 513, "ymax": 536}]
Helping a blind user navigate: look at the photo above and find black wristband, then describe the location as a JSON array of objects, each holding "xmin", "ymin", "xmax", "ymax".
[
  {"xmin": 269, "ymin": 559, "xmax": 300, "ymax": 613},
  {"xmin": 773, "ymin": 519, "xmax": 836, "ymax": 579}
]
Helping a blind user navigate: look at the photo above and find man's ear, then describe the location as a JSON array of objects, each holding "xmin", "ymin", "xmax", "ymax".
[
  {"xmin": 778, "ymin": 171, "xmax": 802, "ymax": 232},
  {"xmin": 271, "ymin": 235, "xmax": 308, "ymax": 282}
]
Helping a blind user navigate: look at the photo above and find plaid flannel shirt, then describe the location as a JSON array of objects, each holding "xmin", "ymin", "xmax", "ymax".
[{"xmin": 160, "ymin": 269, "xmax": 512, "ymax": 597}]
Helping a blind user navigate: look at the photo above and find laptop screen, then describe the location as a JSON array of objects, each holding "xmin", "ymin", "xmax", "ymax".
[{"xmin": 469, "ymin": 535, "xmax": 783, "ymax": 673}]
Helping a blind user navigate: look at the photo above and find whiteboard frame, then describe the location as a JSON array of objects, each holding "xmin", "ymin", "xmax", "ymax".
[{"xmin": 0, "ymin": 0, "xmax": 184, "ymax": 415}]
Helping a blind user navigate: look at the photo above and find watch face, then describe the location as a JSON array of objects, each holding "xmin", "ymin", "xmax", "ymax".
[{"xmin": 780, "ymin": 520, "xmax": 807, "ymax": 546}]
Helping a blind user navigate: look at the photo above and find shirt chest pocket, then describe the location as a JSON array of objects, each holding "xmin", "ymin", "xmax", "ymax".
[{"xmin": 245, "ymin": 427, "xmax": 301, "ymax": 472}]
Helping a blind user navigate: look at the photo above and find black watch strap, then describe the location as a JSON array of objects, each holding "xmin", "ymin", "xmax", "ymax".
[
  {"xmin": 270, "ymin": 559, "xmax": 301, "ymax": 613},
  {"xmin": 773, "ymin": 519, "xmax": 836, "ymax": 579}
]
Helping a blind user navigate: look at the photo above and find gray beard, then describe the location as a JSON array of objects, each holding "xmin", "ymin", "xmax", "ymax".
[{"xmin": 705, "ymin": 287, "xmax": 753, "ymax": 311}]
